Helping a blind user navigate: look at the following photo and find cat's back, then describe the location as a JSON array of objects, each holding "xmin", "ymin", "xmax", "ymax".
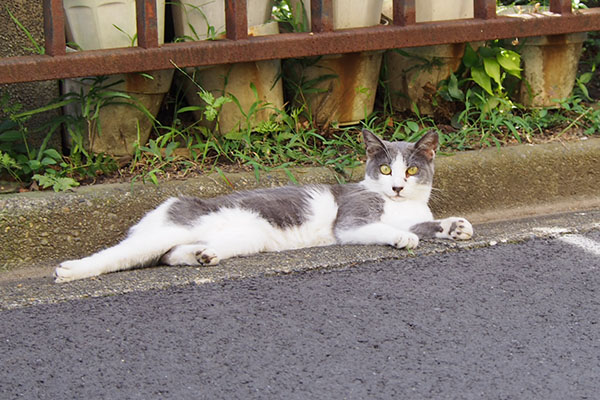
[{"xmin": 167, "ymin": 184, "xmax": 339, "ymax": 229}]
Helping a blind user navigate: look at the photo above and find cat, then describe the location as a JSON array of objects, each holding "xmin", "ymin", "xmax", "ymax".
[{"xmin": 54, "ymin": 129, "xmax": 473, "ymax": 283}]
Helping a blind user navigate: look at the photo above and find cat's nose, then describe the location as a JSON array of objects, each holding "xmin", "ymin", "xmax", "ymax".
[{"xmin": 392, "ymin": 186, "xmax": 403, "ymax": 194}]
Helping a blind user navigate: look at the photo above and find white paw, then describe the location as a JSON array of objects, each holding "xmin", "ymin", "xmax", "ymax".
[
  {"xmin": 161, "ymin": 244, "xmax": 220, "ymax": 266},
  {"xmin": 393, "ymin": 232, "xmax": 420, "ymax": 250},
  {"xmin": 439, "ymin": 217, "xmax": 473, "ymax": 240},
  {"xmin": 54, "ymin": 260, "xmax": 93, "ymax": 283},
  {"xmin": 196, "ymin": 248, "xmax": 220, "ymax": 266}
]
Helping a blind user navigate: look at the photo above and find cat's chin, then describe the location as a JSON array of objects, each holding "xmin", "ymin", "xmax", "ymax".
[{"xmin": 388, "ymin": 195, "xmax": 405, "ymax": 202}]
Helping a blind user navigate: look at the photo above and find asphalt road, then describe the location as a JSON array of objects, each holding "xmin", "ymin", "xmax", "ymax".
[{"xmin": 1, "ymin": 229, "xmax": 600, "ymax": 399}]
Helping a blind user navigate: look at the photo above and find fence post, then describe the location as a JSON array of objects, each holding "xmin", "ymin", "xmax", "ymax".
[
  {"xmin": 550, "ymin": 0, "xmax": 572, "ymax": 14},
  {"xmin": 226, "ymin": 0, "xmax": 248, "ymax": 40},
  {"xmin": 43, "ymin": 0, "xmax": 66, "ymax": 56},
  {"xmin": 393, "ymin": 0, "xmax": 415, "ymax": 26},
  {"xmin": 136, "ymin": 0, "xmax": 159, "ymax": 48},
  {"xmin": 474, "ymin": 0, "xmax": 496, "ymax": 19},
  {"xmin": 311, "ymin": 0, "xmax": 334, "ymax": 32}
]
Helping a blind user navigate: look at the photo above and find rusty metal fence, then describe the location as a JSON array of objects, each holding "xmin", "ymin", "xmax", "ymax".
[{"xmin": 0, "ymin": 0, "xmax": 599, "ymax": 85}]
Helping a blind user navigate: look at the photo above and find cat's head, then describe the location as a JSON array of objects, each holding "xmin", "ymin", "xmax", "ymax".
[{"xmin": 361, "ymin": 129, "xmax": 438, "ymax": 202}]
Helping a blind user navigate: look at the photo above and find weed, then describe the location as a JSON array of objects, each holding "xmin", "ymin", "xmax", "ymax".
[
  {"xmin": 170, "ymin": 1, "xmax": 225, "ymax": 41},
  {"xmin": 6, "ymin": 7, "xmax": 44, "ymax": 55}
]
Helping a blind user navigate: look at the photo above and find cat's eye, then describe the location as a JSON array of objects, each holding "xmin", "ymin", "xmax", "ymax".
[
  {"xmin": 406, "ymin": 166, "xmax": 419, "ymax": 176},
  {"xmin": 379, "ymin": 164, "xmax": 392, "ymax": 175}
]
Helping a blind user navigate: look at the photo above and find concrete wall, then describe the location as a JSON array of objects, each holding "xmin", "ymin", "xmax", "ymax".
[{"xmin": 0, "ymin": 0, "xmax": 62, "ymax": 151}]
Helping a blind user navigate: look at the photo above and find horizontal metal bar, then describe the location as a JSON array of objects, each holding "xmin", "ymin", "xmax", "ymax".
[{"xmin": 2, "ymin": 8, "xmax": 600, "ymax": 85}]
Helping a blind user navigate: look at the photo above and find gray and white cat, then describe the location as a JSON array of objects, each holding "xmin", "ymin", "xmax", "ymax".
[{"xmin": 54, "ymin": 129, "xmax": 473, "ymax": 283}]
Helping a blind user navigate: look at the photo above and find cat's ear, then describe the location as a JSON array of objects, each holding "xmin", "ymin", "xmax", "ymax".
[
  {"xmin": 415, "ymin": 131, "xmax": 439, "ymax": 161},
  {"xmin": 362, "ymin": 129, "xmax": 389, "ymax": 159}
]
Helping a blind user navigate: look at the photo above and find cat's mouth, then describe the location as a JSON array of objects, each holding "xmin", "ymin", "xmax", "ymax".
[{"xmin": 389, "ymin": 194, "xmax": 405, "ymax": 201}]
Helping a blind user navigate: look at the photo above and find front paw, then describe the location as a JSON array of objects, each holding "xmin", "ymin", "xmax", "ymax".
[
  {"xmin": 393, "ymin": 232, "xmax": 419, "ymax": 250},
  {"xmin": 439, "ymin": 217, "xmax": 473, "ymax": 240},
  {"xmin": 54, "ymin": 260, "xmax": 86, "ymax": 283}
]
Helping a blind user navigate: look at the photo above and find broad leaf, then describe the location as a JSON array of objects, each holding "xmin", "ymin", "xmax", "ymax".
[
  {"xmin": 497, "ymin": 49, "xmax": 522, "ymax": 78},
  {"xmin": 447, "ymin": 73, "xmax": 464, "ymax": 101},
  {"xmin": 483, "ymin": 57, "xmax": 502, "ymax": 87},
  {"xmin": 471, "ymin": 66, "xmax": 493, "ymax": 95},
  {"xmin": 463, "ymin": 44, "xmax": 479, "ymax": 68},
  {"xmin": 0, "ymin": 130, "xmax": 22, "ymax": 142}
]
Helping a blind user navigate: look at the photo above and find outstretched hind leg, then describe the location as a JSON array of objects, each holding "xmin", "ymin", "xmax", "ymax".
[
  {"xmin": 55, "ymin": 226, "xmax": 196, "ymax": 282},
  {"xmin": 161, "ymin": 244, "xmax": 220, "ymax": 266},
  {"xmin": 54, "ymin": 233, "xmax": 184, "ymax": 282},
  {"xmin": 54, "ymin": 198, "xmax": 198, "ymax": 283}
]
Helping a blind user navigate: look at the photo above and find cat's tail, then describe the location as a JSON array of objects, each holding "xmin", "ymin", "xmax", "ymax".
[{"xmin": 54, "ymin": 198, "xmax": 194, "ymax": 283}]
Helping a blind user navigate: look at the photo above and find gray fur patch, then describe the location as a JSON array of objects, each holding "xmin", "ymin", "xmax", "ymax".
[
  {"xmin": 167, "ymin": 186, "xmax": 316, "ymax": 229},
  {"xmin": 331, "ymin": 183, "xmax": 385, "ymax": 232},
  {"xmin": 410, "ymin": 221, "xmax": 444, "ymax": 238}
]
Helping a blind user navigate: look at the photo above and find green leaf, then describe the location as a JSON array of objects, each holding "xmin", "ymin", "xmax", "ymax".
[
  {"xmin": 463, "ymin": 44, "xmax": 479, "ymax": 68},
  {"xmin": 579, "ymin": 72, "xmax": 594, "ymax": 84},
  {"xmin": 32, "ymin": 174, "xmax": 80, "ymax": 192},
  {"xmin": 0, "ymin": 130, "xmax": 22, "ymax": 142},
  {"xmin": 471, "ymin": 66, "xmax": 494, "ymax": 95},
  {"xmin": 578, "ymin": 82, "xmax": 591, "ymax": 100},
  {"xmin": 213, "ymin": 96, "xmax": 232, "ymax": 108},
  {"xmin": 478, "ymin": 46, "xmax": 498, "ymax": 59},
  {"xmin": 176, "ymin": 105, "xmax": 203, "ymax": 114},
  {"xmin": 406, "ymin": 121, "xmax": 420, "ymax": 132},
  {"xmin": 41, "ymin": 157, "xmax": 57, "ymax": 166},
  {"xmin": 27, "ymin": 159, "xmax": 42, "ymax": 171},
  {"xmin": 198, "ymin": 90, "xmax": 215, "ymax": 105},
  {"xmin": 497, "ymin": 49, "xmax": 521, "ymax": 78},
  {"xmin": 483, "ymin": 57, "xmax": 502, "ymax": 87},
  {"xmin": 164, "ymin": 141, "xmax": 179, "ymax": 158},
  {"xmin": 447, "ymin": 73, "xmax": 464, "ymax": 101},
  {"xmin": 43, "ymin": 148, "xmax": 62, "ymax": 160},
  {"xmin": 224, "ymin": 130, "xmax": 246, "ymax": 140}
]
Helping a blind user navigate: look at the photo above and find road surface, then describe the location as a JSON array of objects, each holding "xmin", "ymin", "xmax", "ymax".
[{"xmin": 2, "ymin": 228, "xmax": 600, "ymax": 399}]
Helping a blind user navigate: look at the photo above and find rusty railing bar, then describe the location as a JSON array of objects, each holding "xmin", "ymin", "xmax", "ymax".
[
  {"xmin": 43, "ymin": 0, "xmax": 66, "ymax": 56},
  {"xmin": 474, "ymin": 0, "xmax": 497, "ymax": 19},
  {"xmin": 226, "ymin": 0, "xmax": 248, "ymax": 40},
  {"xmin": 550, "ymin": 0, "xmax": 573, "ymax": 14},
  {"xmin": 311, "ymin": 0, "xmax": 334, "ymax": 32},
  {"xmin": 136, "ymin": 0, "xmax": 160, "ymax": 48},
  {"xmin": 2, "ymin": 8, "xmax": 600, "ymax": 85},
  {"xmin": 393, "ymin": 0, "xmax": 416, "ymax": 26}
]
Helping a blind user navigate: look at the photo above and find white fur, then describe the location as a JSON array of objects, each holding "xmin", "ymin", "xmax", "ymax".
[
  {"xmin": 55, "ymin": 189, "xmax": 339, "ymax": 282},
  {"xmin": 54, "ymin": 135, "xmax": 473, "ymax": 283}
]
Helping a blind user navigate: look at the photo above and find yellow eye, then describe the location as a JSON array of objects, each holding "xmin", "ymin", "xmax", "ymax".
[
  {"xmin": 406, "ymin": 166, "xmax": 419, "ymax": 176},
  {"xmin": 379, "ymin": 164, "xmax": 392, "ymax": 175}
]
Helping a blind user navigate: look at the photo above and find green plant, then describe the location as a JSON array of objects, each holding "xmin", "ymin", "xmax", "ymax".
[
  {"xmin": 440, "ymin": 42, "xmax": 521, "ymax": 110},
  {"xmin": 0, "ymin": 93, "xmax": 81, "ymax": 190},
  {"xmin": 170, "ymin": 1, "xmax": 224, "ymax": 41},
  {"xmin": 273, "ymin": 0, "xmax": 310, "ymax": 33},
  {"xmin": 112, "ymin": 24, "xmax": 138, "ymax": 47},
  {"xmin": 281, "ymin": 56, "xmax": 339, "ymax": 124},
  {"xmin": 6, "ymin": 7, "xmax": 44, "ymax": 55}
]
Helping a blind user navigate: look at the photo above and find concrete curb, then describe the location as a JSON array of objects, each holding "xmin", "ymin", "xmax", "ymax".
[{"xmin": 1, "ymin": 137, "xmax": 600, "ymax": 272}]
